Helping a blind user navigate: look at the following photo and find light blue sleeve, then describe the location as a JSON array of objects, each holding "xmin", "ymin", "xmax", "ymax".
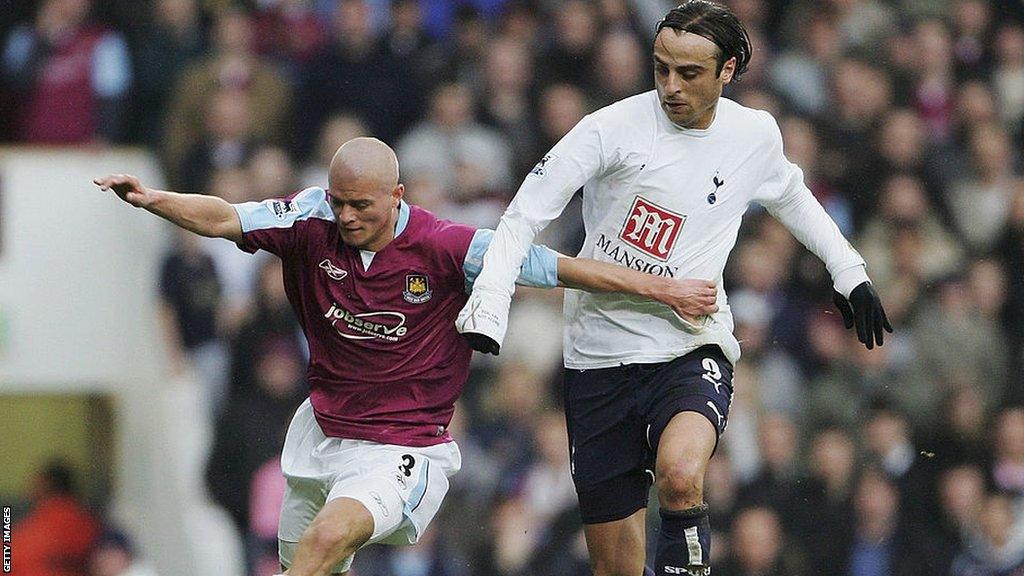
[
  {"xmin": 233, "ymin": 187, "xmax": 335, "ymax": 233},
  {"xmin": 464, "ymin": 229, "xmax": 559, "ymax": 292}
]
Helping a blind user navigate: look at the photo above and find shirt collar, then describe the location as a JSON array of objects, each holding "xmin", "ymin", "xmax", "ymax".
[{"xmin": 395, "ymin": 199, "xmax": 410, "ymax": 238}]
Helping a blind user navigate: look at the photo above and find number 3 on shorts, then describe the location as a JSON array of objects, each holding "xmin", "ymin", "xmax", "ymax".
[{"xmin": 399, "ymin": 454, "xmax": 416, "ymax": 477}]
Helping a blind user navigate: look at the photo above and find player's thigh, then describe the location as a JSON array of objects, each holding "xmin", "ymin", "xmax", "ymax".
[
  {"xmin": 564, "ymin": 366, "xmax": 651, "ymax": 524},
  {"xmin": 282, "ymin": 497, "xmax": 372, "ymax": 576},
  {"xmin": 327, "ymin": 440, "xmax": 461, "ymax": 546},
  {"xmin": 655, "ymin": 411, "xmax": 717, "ymax": 495},
  {"xmin": 306, "ymin": 496, "xmax": 375, "ymax": 546},
  {"xmin": 582, "ymin": 508, "xmax": 648, "ymax": 576},
  {"xmin": 645, "ymin": 345, "xmax": 734, "ymax": 459}
]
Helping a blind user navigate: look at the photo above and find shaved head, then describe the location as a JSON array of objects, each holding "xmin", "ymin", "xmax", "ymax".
[
  {"xmin": 329, "ymin": 137, "xmax": 400, "ymax": 193},
  {"xmin": 325, "ymin": 137, "xmax": 405, "ymax": 251}
]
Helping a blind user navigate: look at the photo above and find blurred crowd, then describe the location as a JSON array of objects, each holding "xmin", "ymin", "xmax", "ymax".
[{"xmin": 4, "ymin": 0, "xmax": 1024, "ymax": 575}]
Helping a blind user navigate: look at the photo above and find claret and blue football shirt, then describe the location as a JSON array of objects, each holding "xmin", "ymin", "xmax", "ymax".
[{"xmin": 233, "ymin": 187, "xmax": 558, "ymax": 446}]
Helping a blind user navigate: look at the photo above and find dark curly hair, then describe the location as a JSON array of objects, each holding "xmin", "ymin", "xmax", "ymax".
[{"xmin": 656, "ymin": 1, "xmax": 753, "ymax": 80}]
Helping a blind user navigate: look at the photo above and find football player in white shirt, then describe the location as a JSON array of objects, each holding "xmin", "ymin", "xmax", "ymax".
[{"xmin": 457, "ymin": 2, "xmax": 892, "ymax": 575}]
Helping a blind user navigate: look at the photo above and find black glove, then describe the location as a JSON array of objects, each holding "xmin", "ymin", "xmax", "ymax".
[
  {"xmin": 833, "ymin": 281, "xmax": 893, "ymax": 350},
  {"xmin": 461, "ymin": 332, "xmax": 500, "ymax": 355}
]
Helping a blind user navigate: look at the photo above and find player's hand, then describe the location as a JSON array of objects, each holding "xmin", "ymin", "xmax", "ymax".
[
  {"xmin": 833, "ymin": 281, "xmax": 893, "ymax": 350},
  {"xmin": 93, "ymin": 174, "xmax": 152, "ymax": 208},
  {"xmin": 455, "ymin": 289, "xmax": 511, "ymax": 355},
  {"xmin": 655, "ymin": 278, "xmax": 719, "ymax": 325}
]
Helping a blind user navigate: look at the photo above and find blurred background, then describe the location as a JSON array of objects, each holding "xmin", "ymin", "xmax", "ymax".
[{"xmin": 0, "ymin": 0, "xmax": 1022, "ymax": 574}]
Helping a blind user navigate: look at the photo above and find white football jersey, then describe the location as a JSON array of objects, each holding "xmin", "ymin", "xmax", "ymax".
[{"xmin": 475, "ymin": 91, "xmax": 868, "ymax": 369}]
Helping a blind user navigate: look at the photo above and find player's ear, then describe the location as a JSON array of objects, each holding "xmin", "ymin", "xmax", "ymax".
[
  {"xmin": 392, "ymin": 183, "xmax": 405, "ymax": 207},
  {"xmin": 720, "ymin": 56, "xmax": 736, "ymax": 84}
]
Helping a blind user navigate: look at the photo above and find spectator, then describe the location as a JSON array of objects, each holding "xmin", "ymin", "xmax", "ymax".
[
  {"xmin": 200, "ymin": 167, "xmax": 268, "ymax": 333},
  {"xmin": 206, "ymin": 336, "xmax": 306, "ymax": 552},
  {"xmin": 178, "ymin": 87, "xmax": 258, "ymax": 192},
  {"xmin": 478, "ymin": 36, "xmax": 538, "ymax": 179},
  {"xmin": 779, "ymin": 115, "xmax": 853, "ymax": 235},
  {"xmin": 946, "ymin": 121, "xmax": 1020, "ymax": 252},
  {"xmin": 226, "ymin": 257, "xmax": 304, "ymax": 402},
  {"xmin": 931, "ymin": 464, "xmax": 987, "ymax": 575},
  {"xmin": 991, "ymin": 406, "xmax": 1024, "ymax": 495},
  {"xmin": 827, "ymin": 55, "xmax": 895, "ymax": 210},
  {"xmin": 129, "ymin": 0, "xmax": 204, "ymax": 147},
  {"xmin": 718, "ymin": 506, "xmax": 808, "ymax": 576},
  {"xmin": 950, "ymin": 0, "xmax": 993, "ymax": 78},
  {"xmin": 932, "ymin": 386, "xmax": 992, "ymax": 468},
  {"xmin": 397, "ymin": 82, "xmax": 512, "ymax": 226},
  {"xmin": 728, "ymin": 290, "xmax": 804, "ymax": 416},
  {"xmin": 519, "ymin": 410, "xmax": 576, "ymax": 525},
  {"xmin": 2, "ymin": 0, "xmax": 131, "ymax": 144},
  {"xmin": 914, "ymin": 272, "xmax": 1010, "ymax": 399},
  {"xmin": 794, "ymin": 426, "xmax": 857, "ymax": 576},
  {"xmin": 703, "ymin": 455, "xmax": 740, "ymax": 565},
  {"xmin": 769, "ymin": 7, "xmax": 841, "ymax": 116},
  {"xmin": 12, "ymin": 460, "xmax": 100, "ymax": 576},
  {"xmin": 992, "ymin": 24, "xmax": 1024, "ymax": 137},
  {"xmin": 162, "ymin": 7, "xmax": 292, "ymax": 185},
  {"xmin": 846, "ymin": 467, "xmax": 910, "ymax": 576},
  {"xmin": 158, "ymin": 227, "xmax": 227, "ymax": 414},
  {"xmin": 297, "ymin": 113, "xmax": 371, "ymax": 189},
  {"xmin": 590, "ymin": 28, "xmax": 646, "ymax": 108},
  {"xmin": 857, "ymin": 174, "xmax": 964, "ymax": 295},
  {"xmin": 862, "ymin": 401, "xmax": 942, "ymax": 539},
  {"xmin": 294, "ymin": 0, "xmax": 418, "ymax": 153},
  {"xmin": 537, "ymin": 0, "xmax": 600, "ymax": 90},
  {"xmin": 737, "ymin": 413, "xmax": 802, "ymax": 519},
  {"xmin": 247, "ymin": 456, "xmax": 287, "ymax": 576},
  {"xmin": 382, "ymin": 0, "xmax": 446, "ymax": 93},
  {"xmin": 951, "ymin": 492, "xmax": 1024, "ymax": 575},
  {"xmin": 911, "ymin": 19, "xmax": 957, "ymax": 142},
  {"xmin": 252, "ymin": 0, "xmax": 327, "ymax": 80}
]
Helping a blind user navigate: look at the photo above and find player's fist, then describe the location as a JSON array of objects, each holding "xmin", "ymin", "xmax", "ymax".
[
  {"xmin": 93, "ymin": 174, "xmax": 151, "ymax": 208},
  {"xmin": 456, "ymin": 289, "xmax": 510, "ymax": 355},
  {"xmin": 656, "ymin": 278, "xmax": 719, "ymax": 326},
  {"xmin": 833, "ymin": 281, "xmax": 893, "ymax": 350}
]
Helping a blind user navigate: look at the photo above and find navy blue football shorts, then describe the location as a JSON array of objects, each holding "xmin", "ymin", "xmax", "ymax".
[{"xmin": 563, "ymin": 345, "xmax": 734, "ymax": 524}]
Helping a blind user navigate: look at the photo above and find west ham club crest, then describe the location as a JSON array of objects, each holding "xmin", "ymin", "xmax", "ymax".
[{"xmin": 403, "ymin": 274, "xmax": 432, "ymax": 304}]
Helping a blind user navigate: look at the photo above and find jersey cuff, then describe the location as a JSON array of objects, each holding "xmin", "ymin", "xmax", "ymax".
[
  {"xmin": 833, "ymin": 265, "xmax": 869, "ymax": 298},
  {"xmin": 232, "ymin": 203, "xmax": 254, "ymax": 233}
]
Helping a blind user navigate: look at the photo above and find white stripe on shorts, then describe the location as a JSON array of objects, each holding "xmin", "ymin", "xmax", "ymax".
[{"xmin": 685, "ymin": 525, "xmax": 702, "ymax": 565}]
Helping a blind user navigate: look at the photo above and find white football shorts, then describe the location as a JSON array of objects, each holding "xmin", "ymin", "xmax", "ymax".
[{"xmin": 277, "ymin": 399, "xmax": 462, "ymax": 573}]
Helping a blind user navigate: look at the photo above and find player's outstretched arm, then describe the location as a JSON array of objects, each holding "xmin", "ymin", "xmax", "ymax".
[
  {"xmin": 93, "ymin": 174, "xmax": 243, "ymax": 242},
  {"xmin": 557, "ymin": 256, "xmax": 718, "ymax": 324}
]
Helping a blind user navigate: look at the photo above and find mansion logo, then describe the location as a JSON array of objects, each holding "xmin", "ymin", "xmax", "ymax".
[
  {"xmin": 595, "ymin": 234, "xmax": 680, "ymax": 278},
  {"xmin": 619, "ymin": 196, "xmax": 685, "ymax": 261},
  {"xmin": 324, "ymin": 303, "xmax": 408, "ymax": 342}
]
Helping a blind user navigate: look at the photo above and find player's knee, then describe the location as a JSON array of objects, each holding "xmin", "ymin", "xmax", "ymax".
[
  {"xmin": 592, "ymin": 558, "xmax": 643, "ymax": 576},
  {"xmin": 302, "ymin": 518, "xmax": 361, "ymax": 560},
  {"xmin": 656, "ymin": 459, "xmax": 705, "ymax": 507}
]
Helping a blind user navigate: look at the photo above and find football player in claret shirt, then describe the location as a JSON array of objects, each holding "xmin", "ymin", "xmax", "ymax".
[
  {"xmin": 458, "ymin": 2, "xmax": 893, "ymax": 575},
  {"xmin": 94, "ymin": 137, "xmax": 720, "ymax": 576}
]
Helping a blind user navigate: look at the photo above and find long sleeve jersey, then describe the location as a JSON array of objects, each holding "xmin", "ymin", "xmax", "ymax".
[{"xmin": 472, "ymin": 90, "xmax": 868, "ymax": 368}]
